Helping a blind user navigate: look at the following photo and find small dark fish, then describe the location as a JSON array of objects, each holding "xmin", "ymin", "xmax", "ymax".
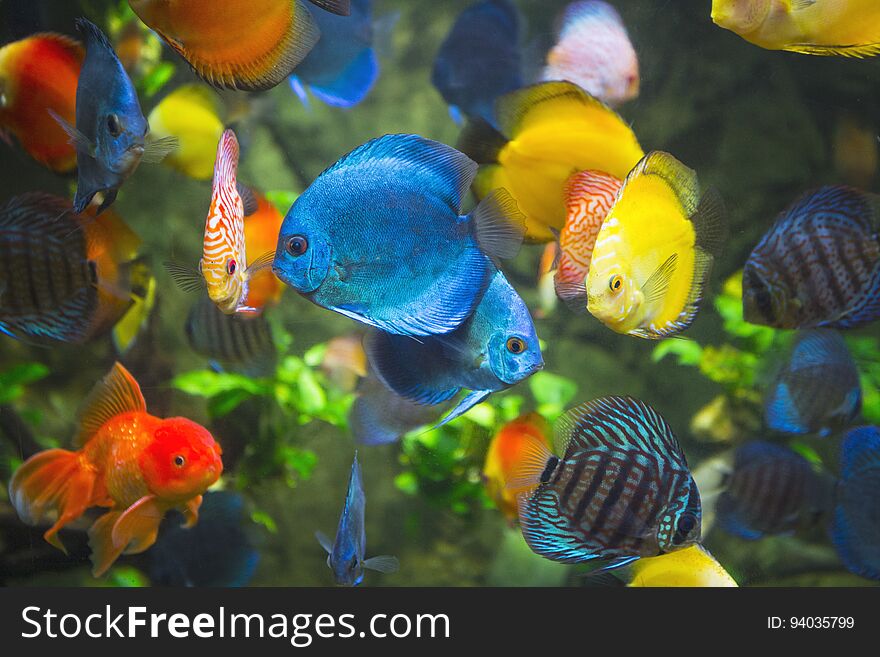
[
  {"xmin": 148, "ymin": 491, "xmax": 260, "ymax": 587},
  {"xmin": 703, "ymin": 441, "xmax": 834, "ymax": 540},
  {"xmin": 51, "ymin": 18, "xmax": 175, "ymax": 214},
  {"xmin": 743, "ymin": 186, "xmax": 880, "ymax": 330},
  {"xmin": 832, "ymin": 426, "xmax": 880, "ymax": 581},
  {"xmin": 765, "ymin": 329, "xmax": 862, "ymax": 436},
  {"xmin": 511, "ymin": 396, "xmax": 701, "ymax": 570},
  {"xmin": 431, "ymin": 0, "xmax": 523, "ymax": 125},
  {"xmin": 272, "ymin": 133, "xmax": 525, "ymax": 337},
  {"xmin": 364, "ymin": 269, "xmax": 543, "ymax": 426},
  {"xmin": 185, "ymin": 295, "xmax": 277, "ymax": 377},
  {"xmin": 315, "ymin": 452, "xmax": 399, "ymax": 586}
]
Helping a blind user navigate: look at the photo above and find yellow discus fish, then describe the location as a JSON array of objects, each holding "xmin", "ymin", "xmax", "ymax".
[
  {"xmin": 147, "ymin": 84, "xmax": 225, "ymax": 180},
  {"xmin": 628, "ymin": 545, "xmax": 738, "ymax": 587},
  {"xmin": 586, "ymin": 151, "xmax": 726, "ymax": 339},
  {"xmin": 712, "ymin": 0, "xmax": 880, "ymax": 57},
  {"xmin": 457, "ymin": 81, "xmax": 644, "ymax": 242}
]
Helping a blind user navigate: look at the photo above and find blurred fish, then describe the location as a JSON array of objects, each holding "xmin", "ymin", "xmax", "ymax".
[
  {"xmin": 697, "ymin": 441, "xmax": 833, "ymax": 540},
  {"xmin": 831, "ymin": 426, "xmax": 880, "ymax": 580},
  {"xmin": 431, "ymin": 0, "xmax": 523, "ymax": 125},
  {"xmin": 765, "ymin": 329, "xmax": 862, "ymax": 436},
  {"xmin": 272, "ymin": 133, "xmax": 525, "ymax": 337},
  {"xmin": 0, "ymin": 193, "xmax": 150, "ymax": 345},
  {"xmin": 322, "ymin": 334, "xmax": 368, "ymax": 392},
  {"xmin": 8, "ymin": 362, "xmax": 223, "ymax": 576},
  {"xmin": 363, "ymin": 269, "xmax": 544, "ymax": 426},
  {"xmin": 185, "ymin": 295, "xmax": 277, "ymax": 377},
  {"xmin": 511, "ymin": 396, "xmax": 701, "ymax": 569},
  {"xmin": 241, "ymin": 190, "xmax": 286, "ymax": 312},
  {"xmin": 114, "ymin": 19, "xmax": 148, "ymax": 74},
  {"xmin": 457, "ymin": 81, "xmax": 644, "ymax": 242},
  {"xmin": 147, "ymin": 84, "xmax": 224, "ymax": 180},
  {"xmin": 0, "ymin": 34, "xmax": 83, "ymax": 173},
  {"xmin": 833, "ymin": 114, "xmax": 878, "ymax": 189},
  {"xmin": 536, "ymin": 242, "xmax": 559, "ymax": 318},
  {"xmin": 51, "ymin": 18, "xmax": 176, "ymax": 214},
  {"xmin": 586, "ymin": 152, "xmax": 726, "ymax": 339},
  {"xmin": 111, "ymin": 259, "xmax": 156, "ymax": 354},
  {"xmin": 742, "ymin": 186, "xmax": 880, "ymax": 330},
  {"xmin": 290, "ymin": 0, "xmax": 394, "ymax": 108},
  {"xmin": 542, "ymin": 1, "xmax": 640, "ymax": 106},
  {"xmin": 483, "ymin": 413, "xmax": 552, "ymax": 524},
  {"xmin": 711, "ymin": 0, "xmax": 880, "ymax": 58},
  {"xmin": 349, "ymin": 374, "xmax": 447, "ymax": 445},
  {"xmin": 626, "ymin": 545, "xmax": 737, "ymax": 587},
  {"xmin": 555, "ymin": 170, "xmax": 621, "ymax": 307},
  {"xmin": 315, "ymin": 452, "xmax": 399, "ymax": 585},
  {"xmin": 128, "ymin": 0, "xmax": 351, "ymax": 92},
  {"xmin": 148, "ymin": 491, "xmax": 259, "ymax": 587}
]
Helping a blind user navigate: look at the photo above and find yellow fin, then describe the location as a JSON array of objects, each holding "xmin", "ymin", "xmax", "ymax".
[
  {"xmin": 783, "ymin": 42, "xmax": 880, "ymax": 58},
  {"xmin": 629, "ymin": 151, "xmax": 700, "ymax": 216},
  {"xmin": 74, "ymin": 363, "xmax": 146, "ymax": 447}
]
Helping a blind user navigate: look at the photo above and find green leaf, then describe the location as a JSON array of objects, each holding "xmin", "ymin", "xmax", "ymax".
[
  {"xmin": 276, "ymin": 355, "xmax": 304, "ymax": 384},
  {"xmin": 0, "ymin": 363, "xmax": 50, "ymax": 403},
  {"xmin": 266, "ymin": 190, "xmax": 300, "ymax": 215},
  {"xmin": 652, "ymin": 339, "xmax": 702, "ymax": 366},
  {"xmin": 462, "ymin": 401, "xmax": 495, "ymax": 428},
  {"xmin": 140, "ymin": 61, "xmax": 175, "ymax": 97},
  {"xmin": 529, "ymin": 371, "xmax": 578, "ymax": 408},
  {"xmin": 207, "ymin": 388, "xmax": 253, "ymax": 418},
  {"xmin": 303, "ymin": 343, "xmax": 327, "ymax": 367},
  {"xmin": 297, "ymin": 368, "xmax": 326, "ymax": 414},
  {"xmin": 251, "ymin": 510, "xmax": 278, "ymax": 534},
  {"xmin": 172, "ymin": 370, "xmax": 270, "ymax": 397},
  {"xmin": 394, "ymin": 471, "xmax": 418, "ymax": 495}
]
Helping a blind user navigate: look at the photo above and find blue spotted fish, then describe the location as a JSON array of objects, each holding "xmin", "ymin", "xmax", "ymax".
[
  {"xmin": 510, "ymin": 396, "xmax": 701, "ymax": 570},
  {"xmin": 315, "ymin": 452, "xmax": 399, "ymax": 586},
  {"xmin": 743, "ymin": 186, "xmax": 880, "ymax": 330}
]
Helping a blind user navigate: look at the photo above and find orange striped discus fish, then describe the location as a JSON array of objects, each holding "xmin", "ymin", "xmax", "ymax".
[{"xmin": 555, "ymin": 170, "xmax": 621, "ymax": 307}]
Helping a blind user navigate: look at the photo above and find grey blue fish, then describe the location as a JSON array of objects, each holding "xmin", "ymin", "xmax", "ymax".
[
  {"xmin": 272, "ymin": 133, "xmax": 525, "ymax": 337},
  {"xmin": 316, "ymin": 452, "xmax": 399, "ymax": 586}
]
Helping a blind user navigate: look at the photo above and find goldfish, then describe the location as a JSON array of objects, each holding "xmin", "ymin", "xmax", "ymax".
[
  {"xmin": 147, "ymin": 84, "xmax": 224, "ymax": 180},
  {"xmin": 51, "ymin": 18, "xmax": 176, "ymax": 214},
  {"xmin": 586, "ymin": 151, "xmax": 727, "ymax": 339},
  {"xmin": 0, "ymin": 193, "xmax": 151, "ymax": 345},
  {"xmin": 8, "ymin": 362, "xmax": 223, "ymax": 577},
  {"xmin": 554, "ymin": 170, "xmax": 621, "ymax": 307},
  {"xmin": 273, "ymin": 133, "xmax": 525, "ymax": 337},
  {"xmin": 431, "ymin": 0, "xmax": 523, "ymax": 125},
  {"xmin": 364, "ymin": 269, "xmax": 543, "ymax": 426},
  {"xmin": 322, "ymin": 334, "xmax": 368, "ymax": 392},
  {"xmin": 511, "ymin": 396, "xmax": 701, "ymax": 570},
  {"xmin": 627, "ymin": 545, "xmax": 737, "ymax": 587},
  {"xmin": 711, "ymin": 0, "xmax": 880, "ymax": 58},
  {"xmin": 832, "ymin": 426, "xmax": 880, "ymax": 580},
  {"xmin": 241, "ymin": 190, "xmax": 286, "ymax": 311},
  {"xmin": 743, "ymin": 186, "xmax": 880, "ymax": 330},
  {"xmin": 542, "ymin": 1, "xmax": 640, "ymax": 106},
  {"xmin": 765, "ymin": 329, "xmax": 862, "ymax": 436},
  {"xmin": 483, "ymin": 413, "xmax": 552, "ymax": 523},
  {"xmin": 457, "ymin": 81, "xmax": 644, "ymax": 242},
  {"xmin": 0, "ymin": 33, "xmax": 83, "ymax": 173},
  {"xmin": 349, "ymin": 373, "xmax": 448, "ymax": 445},
  {"xmin": 315, "ymin": 452, "xmax": 399, "ymax": 586},
  {"xmin": 128, "ymin": 0, "xmax": 351, "ymax": 92}
]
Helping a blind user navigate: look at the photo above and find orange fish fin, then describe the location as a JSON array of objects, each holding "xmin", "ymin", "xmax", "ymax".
[
  {"xmin": 308, "ymin": 0, "xmax": 351, "ymax": 16},
  {"xmin": 74, "ymin": 362, "xmax": 146, "ymax": 447},
  {"xmin": 9, "ymin": 449, "xmax": 98, "ymax": 553},
  {"xmin": 111, "ymin": 495, "xmax": 166, "ymax": 556},
  {"xmin": 180, "ymin": 495, "xmax": 203, "ymax": 528},
  {"xmin": 88, "ymin": 510, "xmax": 124, "ymax": 577},
  {"xmin": 505, "ymin": 431, "xmax": 556, "ymax": 499}
]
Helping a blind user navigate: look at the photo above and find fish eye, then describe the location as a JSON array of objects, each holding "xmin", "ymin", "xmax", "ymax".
[
  {"xmin": 173, "ymin": 455, "xmax": 186, "ymax": 468},
  {"xmin": 506, "ymin": 337, "xmax": 526, "ymax": 354},
  {"xmin": 286, "ymin": 235, "xmax": 308, "ymax": 257},
  {"xmin": 673, "ymin": 512, "xmax": 697, "ymax": 544},
  {"xmin": 106, "ymin": 113, "xmax": 122, "ymax": 137},
  {"xmin": 609, "ymin": 275, "xmax": 623, "ymax": 292},
  {"xmin": 226, "ymin": 259, "xmax": 237, "ymax": 275}
]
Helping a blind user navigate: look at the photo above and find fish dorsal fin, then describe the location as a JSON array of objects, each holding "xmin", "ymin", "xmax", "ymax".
[
  {"xmin": 75, "ymin": 17, "xmax": 115, "ymax": 53},
  {"xmin": 324, "ymin": 134, "xmax": 478, "ymax": 213},
  {"xmin": 556, "ymin": 396, "xmax": 687, "ymax": 467},
  {"xmin": 74, "ymin": 362, "xmax": 146, "ymax": 447},
  {"xmin": 308, "ymin": 0, "xmax": 351, "ymax": 16},
  {"xmin": 627, "ymin": 151, "xmax": 700, "ymax": 217}
]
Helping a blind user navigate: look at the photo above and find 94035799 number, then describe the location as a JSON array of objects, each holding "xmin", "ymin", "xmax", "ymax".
[{"xmin": 768, "ymin": 617, "xmax": 855, "ymax": 629}]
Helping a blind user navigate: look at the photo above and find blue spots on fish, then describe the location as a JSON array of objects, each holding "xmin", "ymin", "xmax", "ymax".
[
  {"xmin": 514, "ymin": 396, "xmax": 701, "ymax": 569},
  {"xmin": 272, "ymin": 133, "xmax": 525, "ymax": 337},
  {"xmin": 316, "ymin": 452, "xmax": 398, "ymax": 585},
  {"xmin": 764, "ymin": 329, "xmax": 862, "ymax": 436},
  {"xmin": 432, "ymin": 0, "xmax": 523, "ymax": 126}
]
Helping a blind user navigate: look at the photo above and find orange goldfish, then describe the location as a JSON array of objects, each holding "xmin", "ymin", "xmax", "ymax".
[
  {"xmin": 483, "ymin": 413, "xmax": 552, "ymax": 523},
  {"xmin": 554, "ymin": 170, "xmax": 621, "ymax": 307},
  {"xmin": 9, "ymin": 363, "xmax": 223, "ymax": 576},
  {"xmin": 0, "ymin": 33, "xmax": 83, "ymax": 172},
  {"xmin": 241, "ymin": 191, "xmax": 285, "ymax": 312}
]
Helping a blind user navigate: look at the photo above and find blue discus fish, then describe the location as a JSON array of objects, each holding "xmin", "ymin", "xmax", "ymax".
[
  {"xmin": 363, "ymin": 269, "xmax": 543, "ymax": 426},
  {"xmin": 272, "ymin": 133, "xmax": 525, "ymax": 337},
  {"xmin": 764, "ymin": 329, "xmax": 862, "ymax": 436},
  {"xmin": 832, "ymin": 426, "xmax": 880, "ymax": 581},
  {"xmin": 510, "ymin": 396, "xmax": 701, "ymax": 570},
  {"xmin": 51, "ymin": 18, "xmax": 176, "ymax": 214},
  {"xmin": 316, "ymin": 452, "xmax": 399, "ymax": 586},
  {"xmin": 289, "ymin": 0, "xmax": 396, "ymax": 108},
  {"xmin": 431, "ymin": 0, "xmax": 523, "ymax": 125}
]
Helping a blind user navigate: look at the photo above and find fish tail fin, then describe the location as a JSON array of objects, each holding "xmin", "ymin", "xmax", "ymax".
[
  {"xmin": 470, "ymin": 188, "xmax": 526, "ymax": 260},
  {"xmin": 457, "ymin": 118, "xmax": 508, "ymax": 165},
  {"xmin": 9, "ymin": 448, "xmax": 98, "ymax": 553},
  {"xmin": 505, "ymin": 430, "xmax": 555, "ymax": 500}
]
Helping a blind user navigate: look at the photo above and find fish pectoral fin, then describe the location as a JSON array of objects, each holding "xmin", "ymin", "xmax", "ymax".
[
  {"xmin": 363, "ymin": 555, "xmax": 399, "ymax": 574},
  {"xmin": 237, "ymin": 183, "xmax": 258, "ymax": 216},
  {"xmin": 315, "ymin": 530, "xmax": 334, "ymax": 555},
  {"xmin": 641, "ymin": 253, "xmax": 678, "ymax": 304},
  {"xmin": 434, "ymin": 390, "xmax": 493, "ymax": 428},
  {"xmin": 246, "ymin": 251, "xmax": 276, "ymax": 277},
  {"xmin": 110, "ymin": 494, "xmax": 165, "ymax": 555},
  {"xmin": 88, "ymin": 510, "xmax": 125, "ymax": 577},
  {"xmin": 308, "ymin": 0, "xmax": 351, "ymax": 17},
  {"xmin": 180, "ymin": 495, "xmax": 203, "ymax": 528},
  {"xmin": 164, "ymin": 260, "xmax": 206, "ymax": 293},
  {"xmin": 47, "ymin": 108, "xmax": 94, "ymax": 156},
  {"xmin": 142, "ymin": 135, "xmax": 179, "ymax": 164},
  {"xmin": 471, "ymin": 188, "xmax": 526, "ymax": 260},
  {"xmin": 790, "ymin": 0, "xmax": 817, "ymax": 8}
]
